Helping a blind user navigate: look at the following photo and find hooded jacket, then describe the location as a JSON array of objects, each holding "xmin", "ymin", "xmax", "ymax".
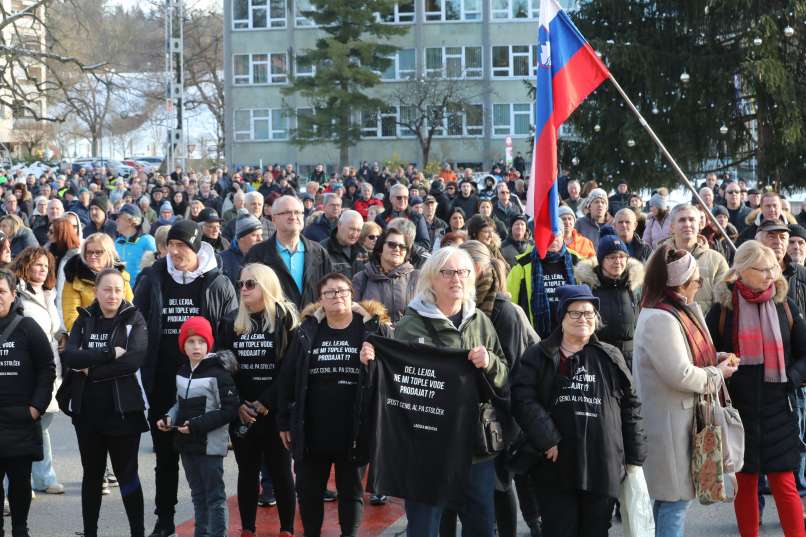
[
  {"xmin": 114, "ymin": 231, "xmax": 156, "ymax": 284},
  {"xmin": 658, "ymin": 235, "xmax": 729, "ymax": 314},
  {"xmin": 352, "ymin": 261, "xmax": 419, "ymax": 325},
  {"xmin": 166, "ymin": 350, "xmax": 239, "ymax": 456},
  {"xmin": 574, "ymin": 258, "xmax": 644, "ymax": 368},
  {"xmin": 60, "ymin": 301, "xmax": 148, "ymax": 424},
  {"xmin": 511, "ymin": 330, "xmax": 646, "ymax": 498},
  {"xmin": 134, "ymin": 241, "xmax": 238, "ymax": 398},
  {"xmin": 276, "ymin": 300, "xmax": 392, "ymax": 464},
  {"xmin": 706, "ymin": 280, "xmax": 806, "ymax": 474},
  {"xmin": 61, "ymin": 254, "xmax": 134, "ymax": 331},
  {"xmin": 320, "ymin": 228, "xmax": 367, "ymax": 278}
]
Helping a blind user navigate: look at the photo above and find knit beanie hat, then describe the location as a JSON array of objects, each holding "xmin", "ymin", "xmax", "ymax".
[
  {"xmin": 558, "ymin": 205, "xmax": 576, "ymax": 220},
  {"xmin": 649, "ymin": 193, "xmax": 667, "ymax": 211},
  {"xmin": 167, "ymin": 219, "xmax": 202, "ymax": 253},
  {"xmin": 160, "ymin": 201, "xmax": 173, "ymax": 213},
  {"xmin": 235, "ymin": 214, "xmax": 262, "ymax": 239},
  {"xmin": 179, "ymin": 316, "xmax": 214, "ymax": 353},
  {"xmin": 89, "ymin": 195, "xmax": 109, "ymax": 213},
  {"xmin": 596, "ymin": 226, "xmax": 629, "ymax": 265}
]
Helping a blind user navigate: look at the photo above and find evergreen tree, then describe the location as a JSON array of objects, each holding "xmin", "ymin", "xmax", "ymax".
[
  {"xmin": 564, "ymin": 0, "xmax": 806, "ymax": 191},
  {"xmin": 282, "ymin": 0, "xmax": 409, "ymax": 167}
]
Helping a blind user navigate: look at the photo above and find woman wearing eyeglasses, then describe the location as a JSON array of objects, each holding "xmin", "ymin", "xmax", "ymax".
[
  {"xmin": 219, "ymin": 263, "xmax": 299, "ymax": 537},
  {"xmin": 360, "ymin": 247, "xmax": 508, "ymax": 537},
  {"xmin": 62, "ymin": 233, "xmax": 134, "ymax": 331},
  {"xmin": 633, "ymin": 245, "xmax": 737, "ymax": 537},
  {"xmin": 705, "ymin": 240, "xmax": 806, "ymax": 537},
  {"xmin": 277, "ymin": 272, "xmax": 391, "ymax": 537},
  {"xmin": 353, "ymin": 225, "xmax": 419, "ymax": 325},
  {"xmin": 511, "ymin": 284, "xmax": 646, "ymax": 537}
]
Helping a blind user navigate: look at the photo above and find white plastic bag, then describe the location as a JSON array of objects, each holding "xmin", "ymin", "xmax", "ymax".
[{"xmin": 619, "ymin": 465, "xmax": 655, "ymax": 537}]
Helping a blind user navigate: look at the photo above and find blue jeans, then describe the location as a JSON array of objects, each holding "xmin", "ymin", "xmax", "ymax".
[
  {"xmin": 31, "ymin": 413, "xmax": 58, "ymax": 490},
  {"xmin": 405, "ymin": 459, "xmax": 495, "ymax": 537},
  {"xmin": 653, "ymin": 499, "xmax": 691, "ymax": 537},
  {"xmin": 180, "ymin": 453, "xmax": 227, "ymax": 537}
]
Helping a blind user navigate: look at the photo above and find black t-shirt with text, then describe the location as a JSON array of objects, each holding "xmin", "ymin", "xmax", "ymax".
[
  {"xmin": 232, "ymin": 313, "xmax": 278, "ymax": 402},
  {"xmin": 305, "ymin": 315, "xmax": 365, "ymax": 453},
  {"xmin": 159, "ymin": 275, "xmax": 205, "ymax": 364}
]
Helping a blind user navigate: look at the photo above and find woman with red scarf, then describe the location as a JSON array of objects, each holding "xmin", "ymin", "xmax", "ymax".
[
  {"xmin": 706, "ymin": 240, "xmax": 806, "ymax": 537},
  {"xmin": 633, "ymin": 245, "xmax": 739, "ymax": 537}
]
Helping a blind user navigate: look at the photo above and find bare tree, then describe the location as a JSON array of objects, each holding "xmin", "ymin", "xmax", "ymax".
[
  {"xmin": 12, "ymin": 119, "xmax": 54, "ymax": 157},
  {"xmin": 390, "ymin": 74, "xmax": 483, "ymax": 167}
]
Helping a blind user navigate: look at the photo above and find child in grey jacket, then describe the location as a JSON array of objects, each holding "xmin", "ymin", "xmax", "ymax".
[{"xmin": 157, "ymin": 316, "xmax": 239, "ymax": 537}]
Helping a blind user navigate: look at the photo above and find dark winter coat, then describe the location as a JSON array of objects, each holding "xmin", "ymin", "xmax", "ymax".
[
  {"xmin": 575, "ymin": 258, "xmax": 644, "ymax": 369},
  {"xmin": 10, "ymin": 227, "xmax": 39, "ymax": 258},
  {"xmin": 303, "ymin": 214, "xmax": 337, "ymax": 243},
  {"xmin": 219, "ymin": 244, "xmax": 245, "ymax": 289},
  {"xmin": 450, "ymin": 193, "xmax": 479, "ymax": 219},
  {"xmin": 501, "ymin": 239, "xmax": 532, "ymax": 268},
  {"xmin": 624, "ymin": 234, "xmax": 653, "ymax": 263},
  {"xmin": 276, "ymin": 301, "xmax": 392, "ymax": 464},
  {"xmin": 374, "ymin": 209, "xmax": 431, "ymax": 250},
  {"xmin": 84, "ymin": 218, "xmax": 117, "ymax": 239},
  {"xmin": 783, "ymin": 260, "xmax": 806, "ymax": 318},
  {"xmin": 243, "ymin": 234, "xmax": 333, "ymax": 309},
  {"xmin": 706, "ymin": 280, "xmax": 806, "ymax": 474},
  {"xmin": 511, "ymin": 330, "xmax": 647, "ymax": 499},
  {"xmin": 60, "ymin": 301, "xmax": 148, "ymax": 422},
  {"xmin": 320, "ymin": 230, "xmax": 367, "ymax": 278},
  {"xmin": 0, "ymin": 304, "xmax": 56, "ymax": 460},
  {"xmin": 133, "ymin": 256, "xmax": 238, "ymax": 398}
]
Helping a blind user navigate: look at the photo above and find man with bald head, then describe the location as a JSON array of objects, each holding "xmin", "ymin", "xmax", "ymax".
[
  {"xmin": 244, "ymin": 195, "xmax": 332, "ymax": 308},
  {"xmin": 320, "ymin": 209, "xmax": 367, "ymax": 277}
]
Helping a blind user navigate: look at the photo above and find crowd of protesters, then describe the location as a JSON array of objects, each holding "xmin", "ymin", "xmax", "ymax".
[{"xmin": 1, "ymin": 158, "xmax": 806, "ymax": 537}]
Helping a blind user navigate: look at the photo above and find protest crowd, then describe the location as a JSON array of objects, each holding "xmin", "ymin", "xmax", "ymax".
[{"xmin": 2, "ymin": 159, "xmax": 806, "ymax": 537}]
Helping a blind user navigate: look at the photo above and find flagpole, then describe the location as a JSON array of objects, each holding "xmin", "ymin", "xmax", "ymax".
[{"xmin": 605, "ymin": 73, "xmax": 737, "ymax": 253}]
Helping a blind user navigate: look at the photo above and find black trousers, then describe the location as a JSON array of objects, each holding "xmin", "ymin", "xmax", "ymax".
[
  {"xmin": 148, "ymin": 405, "xmax": 179, "ymax": 527},
  {"xmin": 513, "ymin": 473, "xmax": 541, "ymax": 528},
  {"xmin": 75, "ymin": 428, "xmax": 145, "ymax": 537},
  {"xmin": 295, "ymin": 453, "xmax": 365, "ymax": 537},
  {"xmin": 0, "ymin": 457, "xmax": 33, "ymax": 535},
  {"xmin": 536, "ymin": 489, "xmax": 614, "ymax": 537},
  {"xmin": 232, "ymin": 416, "xmax": 295, "ymax": 533}
]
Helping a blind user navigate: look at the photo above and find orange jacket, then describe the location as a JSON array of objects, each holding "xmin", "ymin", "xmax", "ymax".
[{"xmin": 565, "ymin": 230, "xmax": 596, "ymax": 259}]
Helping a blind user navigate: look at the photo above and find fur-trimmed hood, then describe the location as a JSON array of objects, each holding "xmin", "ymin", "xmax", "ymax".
[
  {"xmin": 64, "ymin": 251, "xmax": 128, "ymax": 283},
  {"xmin": 713, "ymin": 278, "xmax": 789, "ymax": 309},
  {"xmin": 745, "ymin": 207, "xmax": 797, "ymax": 226},
  {"xmin": 574, "ymin": 257, "xmax": 644, "ymax": 292},
  {"xmin": 299, "ymin": 299, "xmax": 392, "ymax": 327}
]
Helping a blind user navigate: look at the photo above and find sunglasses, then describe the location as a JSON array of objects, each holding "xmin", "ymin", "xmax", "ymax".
[
  {"xmin": 237, "ymin": 279, "xmax": 258, "ymax": 291},
  {"xmin": 385, "ymin": 241, "xmax": 407, "ymax": 251},
  {"xmin": 366, "ymin": 234, "xmax": 379, "ymax": 240}
]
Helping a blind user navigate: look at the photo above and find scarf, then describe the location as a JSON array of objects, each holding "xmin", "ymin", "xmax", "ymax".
[
  {"xmin": 654, "ymin": 290, "xmax": 717, "ymax": 368},
  {"xmin": 530, "ymin": 245, "xmax": 575, "ymax": 338},
  {"xmin": 475, "ymin": 266, "xmax": 498, "ymax": 317},
  {"xmin": 732, "ymin": 279, "xmax": 787, "ymax": 383}
]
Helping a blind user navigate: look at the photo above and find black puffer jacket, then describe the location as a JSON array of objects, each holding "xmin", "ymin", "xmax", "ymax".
[
  {"xmin": 575, "ymin": 258, "xmax": 643, "ymax": 369},
  {"xmin": 706, "ymin": 280, "xmax": 806, "ymax": 474},
  {"xmin": 276, "ymin": 300, "xmax": 392, "ymax": 464},
  {"xmin": 511, "ymin": 330, "xmax": 646, "ymax": 498},
  {"xmin": 784, "ymin": 259, "xmax": 806, "ymax": 318},
  {"xmin": 0, "ymin": 304, "xmax": 56, "ymax": 460},
  {"xmin": 320, "ymin": 229, "xmax": 367, "ymax": 278},
  {"xmin": 60, "ymin": 301, "xmax": 148, "ymax": 421}
]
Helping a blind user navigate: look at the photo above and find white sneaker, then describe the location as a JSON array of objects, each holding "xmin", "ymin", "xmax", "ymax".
[
  {"xmin": 44, "ymin": 483, "xmax": 65, "ymax": 494},
  {"xmin": 101, "ymin": 482, "xmax": 111, "ymax": 495},
  {"xmin": 3, "ymin": 497, "xmax": 9, "ymax": 516},
  {"xmin": 30, "ymin": 489, "xmax": 36, "ymax": 499}
]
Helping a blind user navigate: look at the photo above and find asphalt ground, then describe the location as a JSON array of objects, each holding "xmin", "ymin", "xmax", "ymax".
[{"xmin": 20, "ymin": 413, "xmax": 791, "ymax": 536}]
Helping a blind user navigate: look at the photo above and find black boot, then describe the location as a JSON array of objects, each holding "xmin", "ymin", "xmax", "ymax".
[
  {"xmin": 11, "ymin": 527, "xmax": 31, "ymax": 537},
  {"xmin": 147, "ymin": 521, "xmax": 175, "ymax": 537}
]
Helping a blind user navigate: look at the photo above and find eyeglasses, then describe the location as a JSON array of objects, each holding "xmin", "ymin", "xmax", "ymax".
[
  {"xmin": 726, "ymin": 190, "xmax": 740, "ymax": 194},
  {"xmin": 439, "ymin": 268, "xmax": 471, "ymax": 279},
  {"xmin": 750, "ymin": 266, "xmax": 778, "ymax": 276},
  {"xmin": 85, "ymin": 249, "xmax": 105, "ymax": 258},
  {"xmin": 566, "ymin": 310, "xmax": 596, "ymax": 320},
  {"xmin": 394, "ymin": 196, "xmax": 408, "ymax": 201},
  {"xmin": 366, "ymin": 235, "xmax": 379, "ymax": 240},
  {"xmin": 692, "ymin": 277, "xmax": 704, "ymax": 288},
  {"xmin": 275, "ymin": 210, "xmax": 304, "ymax": 218},
  {"xmin": 237, "ymin": 279, "xmax": 258, "ymax": 290},
  {"xmin": 385, "ymin": 241, "xmax": 407, "ymax": 251},
  {"xmin": 322, "ymin": 288, "xmax": 351, "ymax": 299}
]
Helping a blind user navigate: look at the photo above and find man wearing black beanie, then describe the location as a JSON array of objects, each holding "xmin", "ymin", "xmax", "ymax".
[
  {"xmin": 85, "ymin": 195, "xmax": 116, "ymax": 239},
  {"xmin": 134, "ymin": 219, "xmax": 237, "ymax": 537}
]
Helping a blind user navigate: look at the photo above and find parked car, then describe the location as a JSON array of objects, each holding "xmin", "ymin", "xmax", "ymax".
[{"xmin": 72, "ymin": 158, "xmax": 134, "ymax": 177}]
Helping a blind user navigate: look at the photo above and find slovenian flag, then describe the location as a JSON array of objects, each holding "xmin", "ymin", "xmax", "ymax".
[{"xmin": 527, "ymin": 0, "xmax": 609, "ymax": 257}]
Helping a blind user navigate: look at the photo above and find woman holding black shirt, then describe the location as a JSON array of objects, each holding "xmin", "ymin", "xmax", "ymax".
[
  {"xmin": 219, "ymin": 263, "xmax": 298, "ymax": 537},
  {"xmin": 60, "ymin": 268, "xmax": 149, "ymax": 537},
  {"xmin": 277, "ymin": 272, "xmax": 392, "ymax": 537}
]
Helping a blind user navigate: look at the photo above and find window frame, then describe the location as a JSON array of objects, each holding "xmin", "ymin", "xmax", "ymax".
[
  {"xmin": 379, "ymin": 0, "xmax": 415, "ymax": 23},
  {"xmin": 492, "ymin": 103, "xmax": 533, "ymax": 137},
  {"xmin": 491, "ymin": 45, "xmax": 537, "ymax": 79},
  {"xmin": 491, "ymin": 0, "xmax": 538, "ymax": 20},
  {"xmin": 231, "ymin": 52, "xmax": 289, "ymax": 85},
  {"xmin": 232, "ymin": 0, "xmax": 287, "ymax": 30},
  {"xmin": 380, "ymin": 48, "xmax": 416, "ymax": 81},
  {"xmin": 233, "ymin": 108, "xmax": 289, "ymax": 142},
  {"xmin": 424, "ymin": 0, "xmax": 481, "ymax": 22},
  {"xmin": 425, "ymin": 46, "xmax": 482, "ymax": 79}
]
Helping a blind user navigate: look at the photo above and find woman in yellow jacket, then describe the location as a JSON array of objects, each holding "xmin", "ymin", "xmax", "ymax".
[{"xmin": 61, "ymin": 232, "xmax": 134, "ymax": 331}]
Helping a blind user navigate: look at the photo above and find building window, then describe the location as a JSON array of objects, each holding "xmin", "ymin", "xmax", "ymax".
[
  {"xmin": 425, "ymin": 46, "xmax": 482, "ymax": 79},
  {"xmin": 425, "ymin": 0, "xmax": 481, "ymax": 21},
  {"xmin": 295, "ymin": 0, "xmax": 314, "ymax": 27},
  {"xmin": 233, "ymin": 108, "xmax": 288, "ymax": 141},
  {"xmin": 380, "ymin": 0, "xmax": 414, "ymax": 23},
  {"xmin": 492, "ymin": 103, "xmax": 532, "ymax": 136},
  {"xmin": 429, "ymin": 104, "xmax": 484, "ymax": 137},
  {"xmin": 491, "ymin": 45, "xmax": 536, "ymax": 78},
  {"xmin": 361, "ymin": 107, "xmax": 399, "ymax": 138},
  {"xmin": 233, "ymin": 53, "xmax": 288, "ymax": 85},
  {"xmin": 233, "ymin": 0, "xmax": 286, "ymax": 30},
  {"xmin": 295, "ymin": 55, "xmax": 315, "ymax": 77},
  {"xmin": 491, "ymin": 0, "xmax": 538, "ymax": 19},
  {"xmin": 381, "ymin": 49, "xmax": 416, "ymax": 81}
]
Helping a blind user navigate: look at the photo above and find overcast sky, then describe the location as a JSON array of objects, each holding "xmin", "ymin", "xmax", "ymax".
[{"xmin": 110, "ymin": 0, "xmax": 219, "ymax": 13}]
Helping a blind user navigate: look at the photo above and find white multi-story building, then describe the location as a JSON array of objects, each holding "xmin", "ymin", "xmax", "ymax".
[{"xmin": 224, "ymin": 0, "xmax": 577, "ymax": 172}]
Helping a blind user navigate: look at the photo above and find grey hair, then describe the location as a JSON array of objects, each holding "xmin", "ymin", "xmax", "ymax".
[
  {"xmin": 323, "ymin": 192, "xmax": 340, "ymax": 205},
  {"xmin": 245, "ymin": 191, "xmax": 263, "ymax": 205},
  {"xmin": 388, "ymin": 217, "xmax": 415, "ymax": 244},
  {"xmin": 613, "ymin": 207, "xmax": 637, "ymax": 222},
  {"xmin": 389, "ymin": 183, "xmax": 408, "ymax": 197},
  {"xmin": 414, "ymin": 247, "xmax": 476, "ymax": 305},
  {"xmin": 698, "ymin": 187, "xmax": 713, "ymax": 197},
  {"xmin": 138, "ymin": 195, "xmax": 151, "ymax": 206},
  {"xmin": 338, "ymin": 209, "xmax": 362, "ymax": 226},
  {"xmin": 670, "ymin": 202, "xmax": 699, "ymax": 223},
  {"xmin": 48, "ymin": 199, "xmax": 64, "ymax": 210}
]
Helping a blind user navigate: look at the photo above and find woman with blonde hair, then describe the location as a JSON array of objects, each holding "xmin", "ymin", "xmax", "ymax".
[
  {"xmin": 706, "ymin": 240, "xmax": 806, "ymax": 537},
  {"xmin": 62, "ymin": 233, "xmax": 134, "ymax": 331},
  {"xmin": 0, "ymin": 213, "xmax": 37, "ymax": 257},
  {"xmin": 219, "ymin": 263, "xmax": 299, "ymax": 537}
]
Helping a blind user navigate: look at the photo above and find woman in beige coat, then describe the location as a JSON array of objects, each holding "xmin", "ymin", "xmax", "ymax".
[{"xmin": 633, "ymin": 245, "xmax": 738, "ymax": 537}]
